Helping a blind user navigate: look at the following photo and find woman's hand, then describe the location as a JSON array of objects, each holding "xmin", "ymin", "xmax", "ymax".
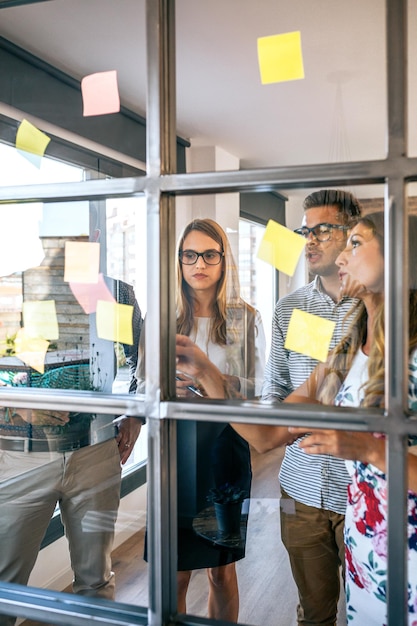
[
  {"xmin": 288, "ymin": 427, "xmax": 385, "ymax": 468},
  {"xmin": 176, "ymin": 335, "xmax": 210, "ymax": 380},
  {"xmin": 176, "ymin": 334, "xmax": 226, "ymax": 398},
  {"xmin": 338, "ymin": 274, "xmax": 368, "ymax": 301},
  {"xmin": 176, "ymin": 373, "xmax": 202, "ymax": 398}
]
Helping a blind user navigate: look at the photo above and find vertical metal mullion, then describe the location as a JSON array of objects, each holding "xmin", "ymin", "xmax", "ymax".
[
  {"xmin": 385, "ymin": 0, "xmax": 408, "ymax": 617},
  {"xmin": 146, "ymin": 1, "xmax": 178, "ymax": 625},
  {"xmin": 386, "ymin": 0, "xmax": 407, "ymax": 160}
]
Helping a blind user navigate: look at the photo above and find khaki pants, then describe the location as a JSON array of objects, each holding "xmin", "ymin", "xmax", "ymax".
[
  {"xmin": 280, "ymin": 488, "xmax": 345, "ymax": 626},
  {"xmin": 0, "ymin": 439, "xmax": 121, "ymax": 626}
]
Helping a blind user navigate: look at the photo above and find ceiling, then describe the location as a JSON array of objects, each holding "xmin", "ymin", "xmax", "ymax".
[{"xmin": 0, "ymin": 0, "xmax": 414, "ymax": 200}]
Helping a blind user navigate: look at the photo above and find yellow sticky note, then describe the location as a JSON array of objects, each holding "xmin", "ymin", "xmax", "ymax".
[
  {"xmin": 257, "ymin": 31, "xmax": 304, "ymax": 85},
  {"xmin": 64, "ymin": 241, "xmax": 100, "ymax": 284},
  {"xmin": 285, "ymin": 309, "xmax": 336, "ymax": 363},
  {"xmin": 96, "ymin": 300, "xmax": 134, "ymax": 345},
  {"xmin": 23, "ymin": 300, "xmax": 59, "ymax": 340},
  {"xmin": 14, "ymin": 328, "xmax": 49, "ymax": 374},
  {"xmin": 257, "ymin": 220, "xmax": 306, "ymax": 276},
  {"xmin": 81, "ymin": 70, "xmax": 120, "ymax": 116},
  {"xmin": 16, "ymin": 119, "xmax": 51, "ymax": 167}
]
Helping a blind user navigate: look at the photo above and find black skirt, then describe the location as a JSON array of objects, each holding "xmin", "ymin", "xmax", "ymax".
[
  {"xmin": 144, "ymin": 422, "xmax": 252, "ymax": 570},
  {"xmin": 176, "ymin": 421, "xmax": 251, "ymax": 571}
]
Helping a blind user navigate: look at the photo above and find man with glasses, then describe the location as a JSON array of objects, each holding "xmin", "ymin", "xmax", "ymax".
[{"xmin": 262, "ymin": 189, "xmax": 362, "ymax": 626}]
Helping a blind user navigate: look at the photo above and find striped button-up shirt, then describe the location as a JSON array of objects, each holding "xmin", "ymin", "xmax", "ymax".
[{"xmin": 262, "ymin": 276, "xmax": 355, "ymax": 514}]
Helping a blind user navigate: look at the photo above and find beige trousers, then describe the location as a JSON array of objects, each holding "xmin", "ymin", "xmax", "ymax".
[{"xmin": 0, "ymin": 438, "xmax": 121, "ymax": 626}]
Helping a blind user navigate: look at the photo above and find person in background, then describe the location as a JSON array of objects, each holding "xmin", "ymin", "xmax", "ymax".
[{"xmin": 138, "ymin": 218, "xmax": 265, "ymax": 622}]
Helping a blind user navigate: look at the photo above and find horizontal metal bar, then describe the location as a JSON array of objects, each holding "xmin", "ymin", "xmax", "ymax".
[
  {"xmin": 161, "ymin": 157, "xmax": 417, "ymax": 195},
  {"xmin": 2, "ymin": 387, "xmax": 416, "ymax": 434},
  {"xmin": 2, "ymin": 155, "xmax": 417, "ymax": 204},
  {"xmin": 0, "ymin": 387, "xmax": 146, "ymax": 417},
  {"xmin": 161, "ymin": 399, "xmax": 417, "ymax": 434},
  {"xmin": 163, "ymin": 399, "xmax": 380, "ymax": 427},
  {"xmin": 0, "ymin": 582, "xmax": 147, "ymax": 626},
  {"xmin": 0, "ymin": 177, "xmax": 146, "ymax": 203}
]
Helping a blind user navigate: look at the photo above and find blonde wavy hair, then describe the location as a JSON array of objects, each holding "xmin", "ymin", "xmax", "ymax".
[
  {"xmin": 318, "ymin": 212, "xmax": 417, "ymax": 408},
  {"xmin": 176, "ymin": 218, "xmax": 251, "ymax": 345}
]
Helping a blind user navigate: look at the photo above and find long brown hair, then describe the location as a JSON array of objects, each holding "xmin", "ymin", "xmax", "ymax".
[{"xmin": 318, "ymin": 212, "xmax": 417, "ymax": 408}]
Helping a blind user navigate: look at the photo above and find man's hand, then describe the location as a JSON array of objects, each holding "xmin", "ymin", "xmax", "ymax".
[{"xmin": 115, "ymin": 416, "xmax": 142, "ymax": 464}]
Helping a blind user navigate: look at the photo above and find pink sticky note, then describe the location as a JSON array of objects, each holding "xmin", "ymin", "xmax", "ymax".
[
  {"xmin": 70, "ymin": 273, "xmax": 116, "ymax": 314},
  {"xmin": 81, "ymin": 70, "xmax": 120, "ymax": 117}
]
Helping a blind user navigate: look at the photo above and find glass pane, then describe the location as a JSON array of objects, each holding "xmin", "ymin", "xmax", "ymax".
[
  {"xmin": 176, "ymin": 1, "xmax": 387, "ymax": 170},
  {"xmin": 408, "ymin": 0, "xmax": 417, "ymax": 157},
  {"xmin": 174, "ymin": 196, "xmax": 274, "ymax": 401},
  {"xmin": 0, "ymin": 196, "xmax": 146, "ymax": 394},
  {"xmin": 0, "ymin": 1, "xmax": 147, "ymax": 185},
  {"xmin": 0, "ymin": 195, "xmax": 148, "ymax": 617},
  {"xmin": 173, "ymin": 186, "xmax": 395, "ymax": 624}
]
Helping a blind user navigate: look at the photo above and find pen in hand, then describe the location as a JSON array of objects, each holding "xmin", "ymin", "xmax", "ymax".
[{"xmin": 176, "ymin": 375, "xmax": 204, "ymax": 397}]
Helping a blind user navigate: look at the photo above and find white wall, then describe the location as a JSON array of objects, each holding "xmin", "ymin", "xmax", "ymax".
[
  {"xmin": 279, "ymin": 192, "xmax": 308, "ymax": 299},
  {"xmin": 179, "ymin": 143, "xmax": 240, "ymax": 260}
]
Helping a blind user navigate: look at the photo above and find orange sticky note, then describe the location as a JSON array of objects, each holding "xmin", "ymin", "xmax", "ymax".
[
  {"xmin": 257, "ymin": 220, "xmax": 306, "ymax": 276},
  {"xmin": 14, "ymin": 328, "xmax": 49, "ymax": 374},
  {"xmin": 64, "ymin": 241, "xmax": 100, "ymax": 284},
  {"xmin": 285, "ymin": 309, "xmax": 336, "ymax": 362},
  {"xmin": 16, "ymin": 119, "xmax": 51, "ymax": 168},
  {"xmin": 96, "ymin": 300, "xmax": 134, "ymax": 345},
  {"xmin": 22, "ymin": 300, "xmax": 59, "ymax": 340},
  {"xmin": 81, "ymin": 70, "xmax": 120, "ymax": 116},
  {"xmin": 70, "ymin": 273, "xmax": 115, "ymax": 314},
  {"xmin": 257, "ymin": 31, "xmax": 305, "ymax": 85}
]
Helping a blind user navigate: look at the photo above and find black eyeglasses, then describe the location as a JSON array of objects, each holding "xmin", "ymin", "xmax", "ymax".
[
  {"xmin": 179, "ymin": 249, "xmax": 224, "ymax": 265},
  {"xmin": 293, "ymin": 222, "xmax": 349, "ymax": 242}
]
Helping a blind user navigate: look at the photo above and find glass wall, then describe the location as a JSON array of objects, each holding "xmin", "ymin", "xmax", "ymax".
[{"xmin": 0, "ymin": 1, "xmax": 414, "ymax": 626}]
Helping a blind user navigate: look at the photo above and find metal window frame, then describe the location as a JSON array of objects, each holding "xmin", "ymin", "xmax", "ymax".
[{"xmin": 0, "ymin": 0, "xmax": 415, "ymax": 624}]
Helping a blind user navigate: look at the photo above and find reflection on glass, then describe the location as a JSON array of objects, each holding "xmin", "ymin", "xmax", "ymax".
[
  {"xmin": 0, "ymin": 193, "xmax": 148, "ymax": 617},
  {"xmin": 0, "ymin": 196, "xmax": 147, "ymax": 395}
]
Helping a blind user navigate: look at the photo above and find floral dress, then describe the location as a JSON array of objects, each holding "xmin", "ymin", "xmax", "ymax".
[{"xmin": 335, "ymin": 349, "xmax": 417, "ymax": 625}]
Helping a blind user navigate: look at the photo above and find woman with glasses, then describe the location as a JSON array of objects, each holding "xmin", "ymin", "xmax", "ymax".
[{"xmin": 174, "ymin": 218, "xmax": 265, "ymax": 621}]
